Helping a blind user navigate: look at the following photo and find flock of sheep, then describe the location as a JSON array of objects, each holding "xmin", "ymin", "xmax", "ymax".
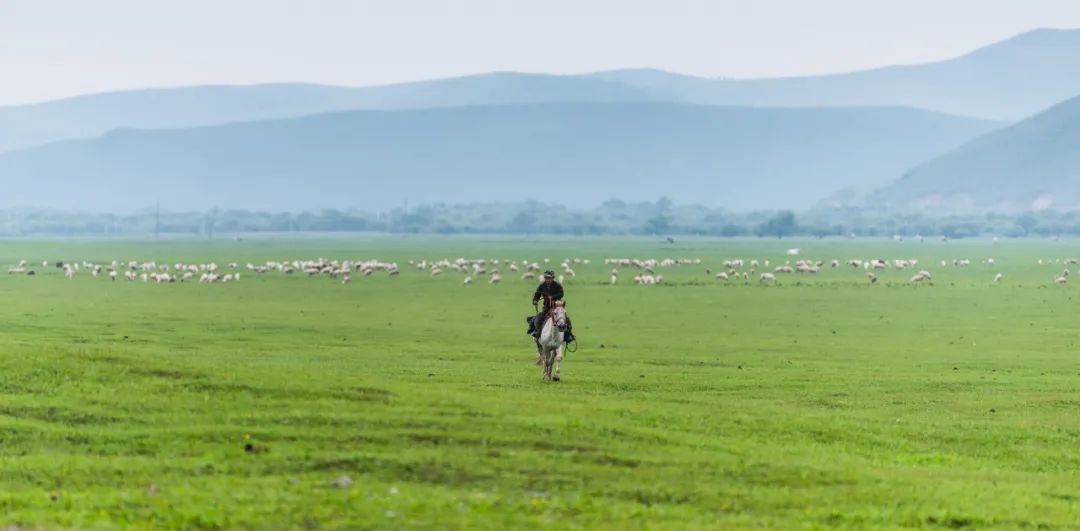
[
  {"xmin": 4, "ymin": 258, "xmax": 400, "ymax": 284},
  {"xmin": 414, "ymin": 257, "xmax": 594, "ymax": 285},
  {"xmin": 5, "ymin": 250, "xmax": 1078, "ymax": 287}
]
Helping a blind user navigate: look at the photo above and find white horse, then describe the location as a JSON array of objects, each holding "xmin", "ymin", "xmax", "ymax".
[{"xmin": 535, "ymin": 301, "xmax": 568, "ymax": 382}]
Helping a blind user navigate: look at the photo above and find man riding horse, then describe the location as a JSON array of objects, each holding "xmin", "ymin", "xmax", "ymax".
[{"xmin": 527, "ymin": 270, "xmax": 574, "ymax": 342}]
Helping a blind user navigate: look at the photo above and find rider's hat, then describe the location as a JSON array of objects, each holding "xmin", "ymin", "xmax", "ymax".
[{"xmin": 543, "ymin": 270, "xmax": 555, "ymax": 278}]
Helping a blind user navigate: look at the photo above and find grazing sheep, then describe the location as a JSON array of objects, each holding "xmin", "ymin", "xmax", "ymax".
[
  {"xmin": 715, "ymin": 272, "xmax": 729, "ymax": 281},
  {"xmin": 993, "ymin": 273, "xmax": 1003, "ymax": 283},
  {"xmin": 463, "ymin": 276, "xmax": 472, "ymax": 285},
  {"xmin": 866, "ymin": 272, "xmax": 877, "ymax": 284},
  {"xmin": 109, "ymin": 270, "xmax": 117, "ymax": 281},
  {"xmin": 760, "ymin": 272, "xmax": 776, "ymax": 283},
  {"xmin": 489, "ymin": 273, "xmax": 501, "ymax": 284},
  {"xmin": 1055, "ymin": 276, "xmax": 1068, "ymax": 285}
]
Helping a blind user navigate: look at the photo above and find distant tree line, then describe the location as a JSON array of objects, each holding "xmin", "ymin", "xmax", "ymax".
[{"xmin": 0, "ymin": 201, "xmax": 1077, "ymax": 238}]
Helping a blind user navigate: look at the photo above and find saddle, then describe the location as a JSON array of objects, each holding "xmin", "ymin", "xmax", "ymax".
[{"xmin": 525, "ymin": 306, "xmax": 575, "ymax": 343}]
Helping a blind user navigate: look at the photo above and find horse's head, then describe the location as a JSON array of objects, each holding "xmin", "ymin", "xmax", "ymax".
[{"xmin": 551, "ymin": 301, "xmax": 568, "ymax": 331}]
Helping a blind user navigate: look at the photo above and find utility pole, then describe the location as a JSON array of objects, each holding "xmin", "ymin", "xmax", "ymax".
[{"xmin": 205, "ymin": 206, "xmax": 219, "ymax": 241}]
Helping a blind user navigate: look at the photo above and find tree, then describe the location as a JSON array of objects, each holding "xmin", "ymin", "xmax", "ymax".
[
  {"xmin": 508, "ymin": 211, "xmax": 538, "ymax": 234},
  {"xmin": 644, "ymin": 215, "xmax": 670, "ymax": 235},
  {"xmin": 756, "ymin": 210, "xmax": 797, "ymax": 239},
  {"xmin": 1016, "ymin": 212, "xmax": 1038, "ymax": 236},
  {"xmin": 655, "ymin": 196, "xmax": 673, "ymax": 214}
]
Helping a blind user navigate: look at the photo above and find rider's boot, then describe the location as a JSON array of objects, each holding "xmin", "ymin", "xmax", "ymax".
[{"xmin": 525, "ymin": 316, "xmax": 535, "ymax": 335}]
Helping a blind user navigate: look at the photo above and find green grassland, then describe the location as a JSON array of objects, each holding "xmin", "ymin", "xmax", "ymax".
[{"xmin": 0, "ymin": 235, "xmax": 1077, "ymax": 529}]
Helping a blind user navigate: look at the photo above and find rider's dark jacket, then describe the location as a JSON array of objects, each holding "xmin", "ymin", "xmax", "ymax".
[{"xmin": 532, "ymin": 280, "xmax": 564, "ymax": 309}]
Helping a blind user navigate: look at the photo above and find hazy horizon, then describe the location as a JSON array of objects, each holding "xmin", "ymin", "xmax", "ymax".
[{"xmin": 7, "ymin": 0, "xmax": 1080, "ymax": 105}]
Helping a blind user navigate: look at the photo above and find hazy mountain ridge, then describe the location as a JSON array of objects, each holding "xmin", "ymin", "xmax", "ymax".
[
  {"xmin": 868, "ymin": 92, "xmax": 1080, "ymax": 213},
  {"xmin": 591, "ymin": 28, "xmax": 1080, "ymax": 120},
  {"xmin": 0, "ymin": 102, "xmax": 999, "ymax": 212},
  {"xmin": 1, "ymin": 28, "xmax": 1078, "ymax": 156},
  {"xmin": 0, "ymin": 74, "xmax": 665, "ymax": 153}
]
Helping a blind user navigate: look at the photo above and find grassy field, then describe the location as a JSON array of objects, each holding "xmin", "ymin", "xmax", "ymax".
[{"xmin": 0, "ymin": 234, "xmax": 1077, "ymax": 529}]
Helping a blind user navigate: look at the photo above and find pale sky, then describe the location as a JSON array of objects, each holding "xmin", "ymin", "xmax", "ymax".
[{"xmin": 3, "ymin": 0, "xmax": 1080, "ymax": 106}]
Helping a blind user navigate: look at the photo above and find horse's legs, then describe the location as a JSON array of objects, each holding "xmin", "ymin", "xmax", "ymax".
[
  {"xmin": 553, "ymin": 346, "xmax": 563, "ymax": 382},
  {"xmin": 542, "ymin": 348, "xmax": 554, "ymax": 381}
]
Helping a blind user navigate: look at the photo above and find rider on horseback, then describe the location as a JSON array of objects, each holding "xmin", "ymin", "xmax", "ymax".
[{"xmin": 527, "ymin": 270, "xmax": 574, "ymax": 342}]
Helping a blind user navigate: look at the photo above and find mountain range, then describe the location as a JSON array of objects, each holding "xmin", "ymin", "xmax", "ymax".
[
  {"xmin": 2, "ymin": 28, "xmax": 1080, "ymax": 213},
  {"xmin": 0, "ymin": 74, "xmax": 666, "ymax": 154},
  {"xmin": 869, "ymin": 92, "xmax": 1080, "ymax": 213},
  {"xmin": 591, "ymin": 28, "xmax": 1080, "ymax": 122},
  {"xmin": 3, "ymin": 28, "xmax": 1080, "ymax": 155},
  {"xmin": 0, "ymin": 103, "xmax": 998, "ymax": 212}
]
